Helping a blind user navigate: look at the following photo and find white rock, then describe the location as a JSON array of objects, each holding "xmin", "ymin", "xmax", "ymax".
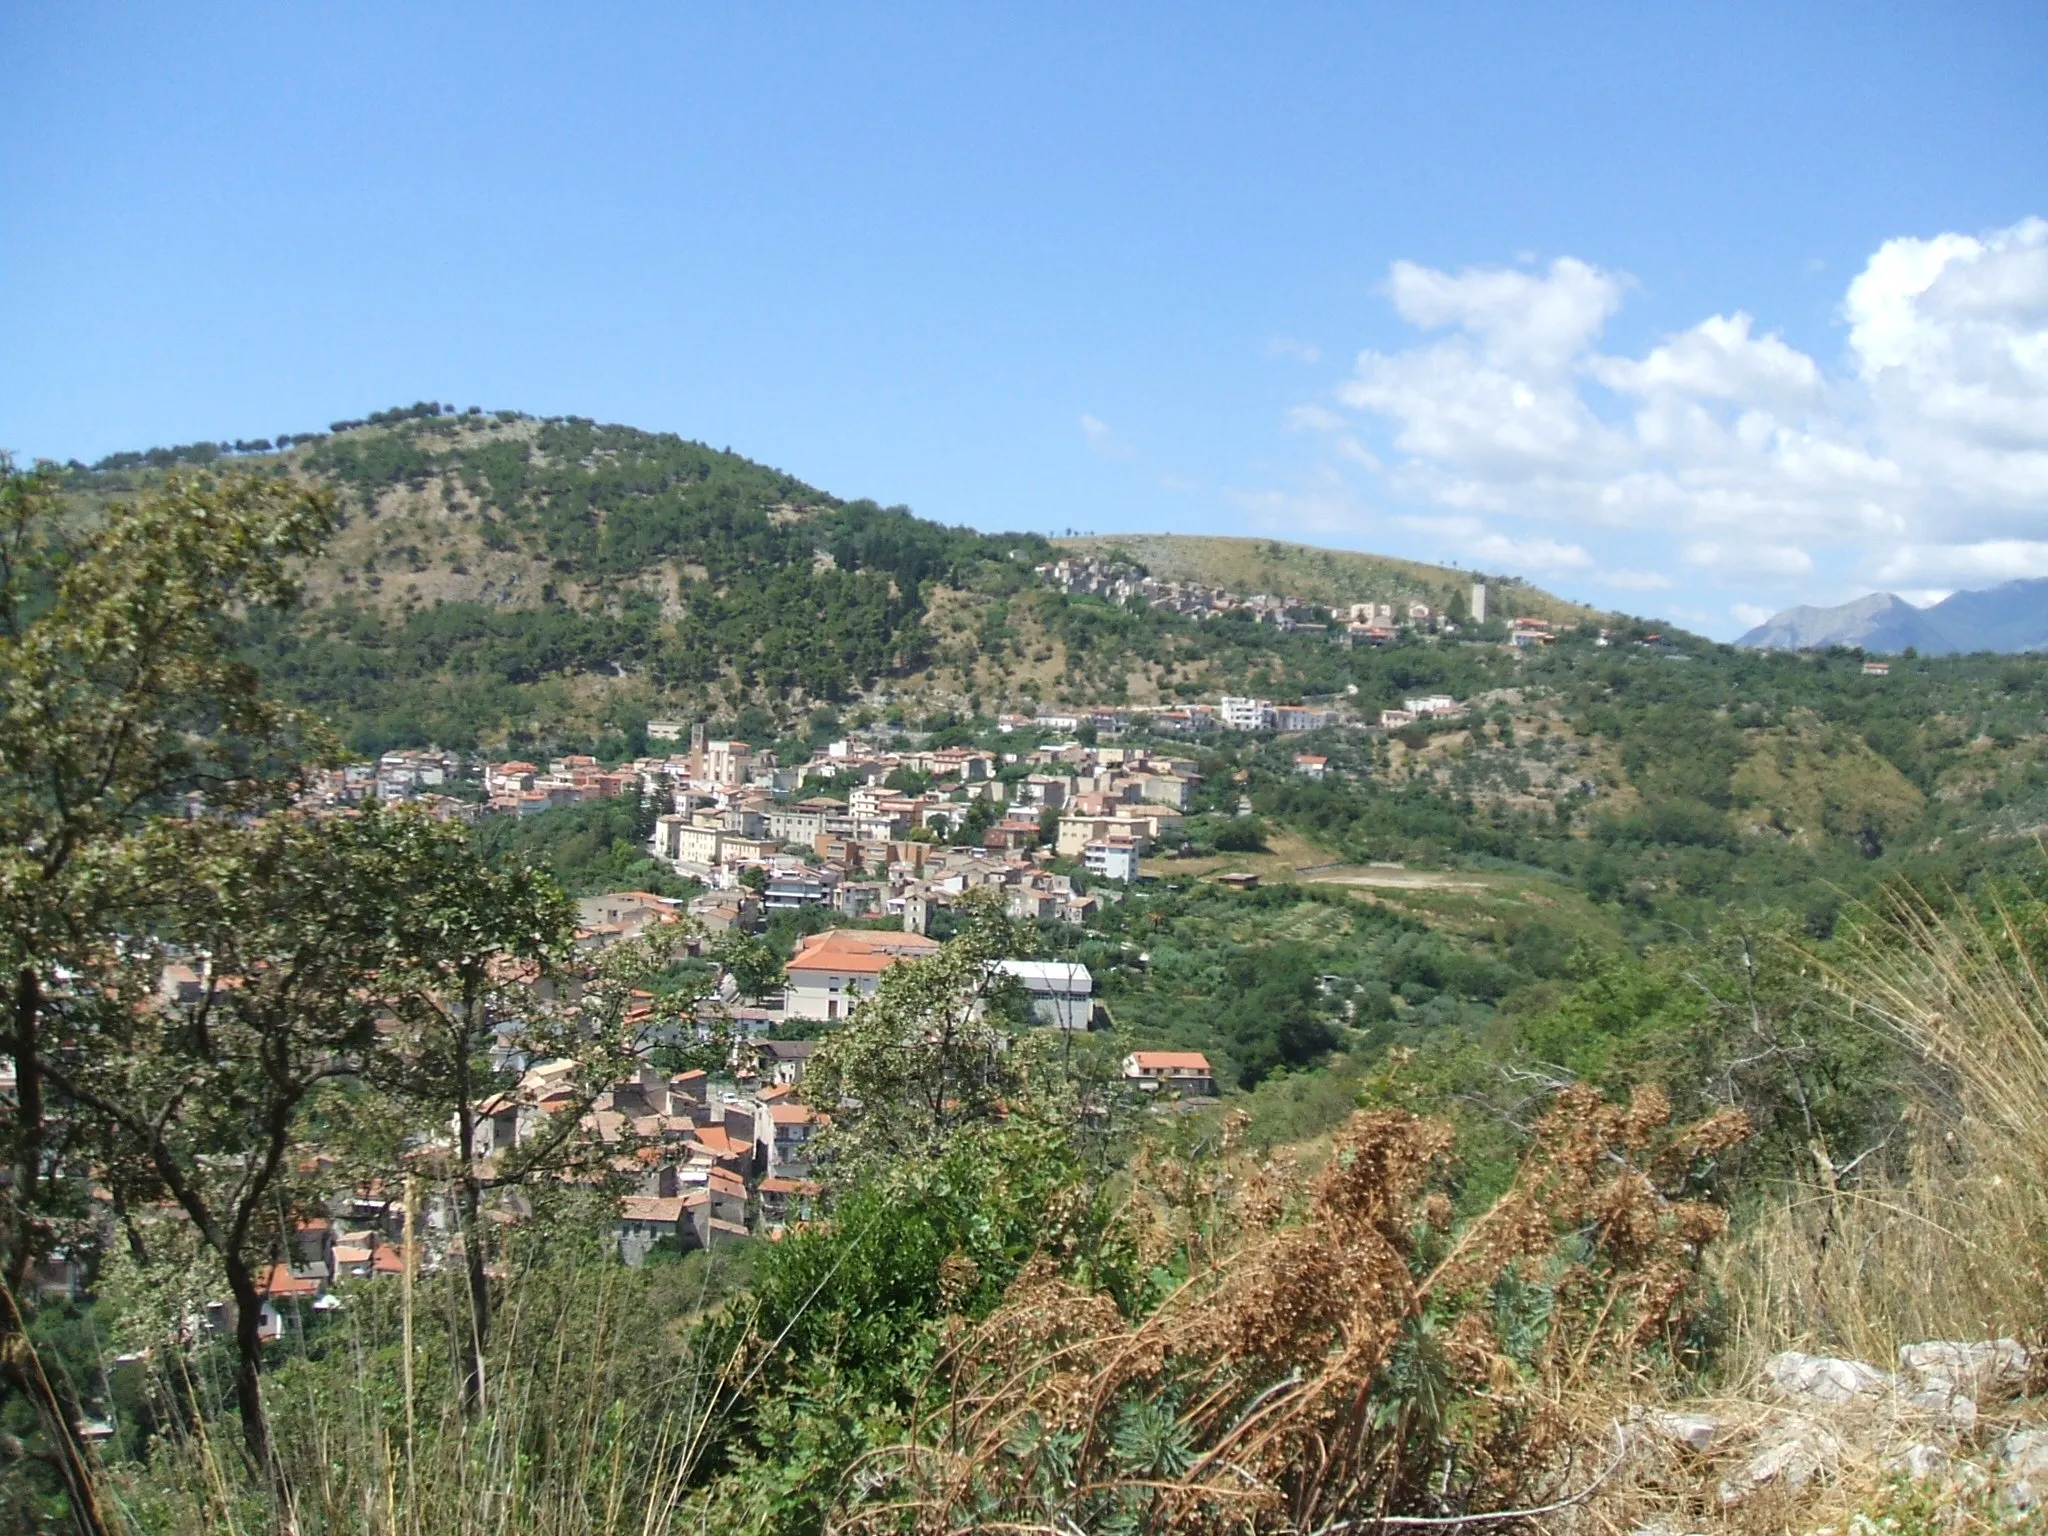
[
  {"xmin": 1885, "ymin": 1442, "xmax": 1950, "ymax": 1481},
  {"xmin": 1899, "ymin": 1338, "xmax": 2031, "ymax": 1399},
  {"xmin": 1718, "ymin": 1419, "xmax": 1841, "ymax": 1505},
  {"xmin": 1905, "ymin": 1383, "xmax": 1977, "ymax": 1430},
  {"xmin": 1763, "ymin": 1350, "xmax": 1893, "ymax": 1405},
  {"xmin": 1644, "ymin": 1410, "xmax": 1722, "ymax": 1452},
  {"xmin": 2002, "ymin": 1429, "xmax": 2048, "ymax": 1512}
]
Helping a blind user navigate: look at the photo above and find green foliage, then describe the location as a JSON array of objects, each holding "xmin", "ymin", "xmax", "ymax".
[{"xmin": 475, "ymin": 792, "xmax": 693, "ymax": 896}]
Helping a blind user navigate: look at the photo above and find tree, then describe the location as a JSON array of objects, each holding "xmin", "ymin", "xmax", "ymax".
[
  {"xmin": 47, "ymin": 812, "xmax": 424, "ymax": 1478},
  {"xmin": 710, "ymin": 930, "xmax": 785, "ymax": 1005},
  {"xmin": 350, "ymin": 806, "xmax": 574, "ymax": 1416},
  {"xmin": 0, "ymin": 461, "xmax": 330, "ymax": 1530},
  {"xmin": 805, "ymin": 896, "xmax": 1033, "ymax": 1179}
]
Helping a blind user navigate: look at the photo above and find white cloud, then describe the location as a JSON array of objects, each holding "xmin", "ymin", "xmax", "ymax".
[
  {"xmin": 1079, "ymin": 412, "xmax": 1133, "ymax": 460},
  {"xmin": 1732, "ymin": 602, "xmax": 1775, "ymax": 629},
  {"xmin": 1598, "ymin": 568, "xmax": 1677, "ymax": 591},
  {"xmin": 1285, "ymin": 403, "xmax": 1345, "ymax": 432},
  {"xmin": 1875, "ymin": 538, "xmax": 2048, "ymax": 586},
  {"xmin": 1306, "ymin": 220, "xmax": 2048, "ymax": 609},
  {"xmin": 1397, "ymin": 513, "xmax": 1593, "ymax": 572},
  {"xmin": 1267, "ymin": 336, "xmax": 1323, "ymax": 363},
  {"xmin": 1386, "ymin": 256, "xmax": 1623, "ymax": 370},
  {"xmin": 1680, "ymin": 540, "xmax": 1814, "ymax": 577}
]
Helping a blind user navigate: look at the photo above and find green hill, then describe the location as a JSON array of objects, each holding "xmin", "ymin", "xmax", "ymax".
[{"xmin": 58, "ymin": 408, "xmax": 1613, "ymax": 755}]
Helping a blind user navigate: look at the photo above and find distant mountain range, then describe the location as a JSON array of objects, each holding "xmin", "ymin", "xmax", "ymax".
[{"xmin": 1737, "ymin": 579, "xmax": 2048, "ymax": 654}]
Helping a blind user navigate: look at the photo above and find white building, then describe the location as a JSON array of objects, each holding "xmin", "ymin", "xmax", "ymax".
[
  {"xmin": 781, "ymin": 928, "xmax": 942, "ymax": 1022},
  {"xmin": 1122, "ymin": 1051, "xmax": 1215, "ymax": 1095},
  {"xmin": 1404, "ymin": 695, "xmax": 1461, "ymax": 719},
  {"xmin": 1218, "ymin": 696, "xmax": 1276, "ymax": 731},
  {"xmin": 650, "ymin": 816, "xmax": 725, "ymax": 870},
  {"xmin": 1083, "ymin": 837, "xmax": 1140, "ymax": 884},
  {"xmin": 1470, "ymin": 581, "xmax": 1488, "ymax": 624},
  {"xmin": 1274, "ymin": 705, "xmax": 1338, "ymax": 732},
  {"xmin": 994, "ymin": 959, "xmax": 1094, "ymax": 1031}
]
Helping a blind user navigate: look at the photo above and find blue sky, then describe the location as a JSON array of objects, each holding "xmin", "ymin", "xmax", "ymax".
[{"xmin": 4, "ymin": 4, "xmax": 2045, "ymax": 638}]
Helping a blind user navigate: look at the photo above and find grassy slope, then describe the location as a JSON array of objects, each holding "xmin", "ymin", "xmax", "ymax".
[{"xmin": 1056, "ymin": 532, "xmax": 1605, "ymax": 626}]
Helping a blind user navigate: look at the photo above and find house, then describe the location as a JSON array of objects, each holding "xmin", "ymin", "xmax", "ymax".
[
  {"xmin": 1122, "ymin": 1051, "xmax": 1216, "ymax": 1096},
  {"xmin": 1294, "ymin": 754, "xmax": 1328, "ymax": 780},
  {"xmin": 257, "ymin": 1263, "xmax": 323, "ymax": 1340},
  {"xmin": 1083, "ymin": 837, "xmax": 1140, "ymax": 884},
  {"xmin": 994, "ymin": 959, "xmax": 1094, "ymax": 1030},
  {"xmin": 765, "ymin": 869, "xmax": 838, "ymax": 911},
  {"xmin": 1274, "ymin": 706, "xmax": 1338, "ymax": 732},
  {"xmin": 782, "ymin": 928, "xmax": 942, "ymax": 1021},
  {"xmin": 1862, "ymin": 661, "xmax": 1891, "ymax": 676},
  {"xmin": 757, "ymin": 1039, "xmax": 818, "ymax": 1087},
  {"xmin": 575, "ymin": 891, "xmax": 680, "ymax": 949},
  {"xmin": 1404, "ymin": 695, "xmax": 1461, "ymax": 718},
  {"xmin": 688, "ymin": 890, "xmax": 762, "ymax": 933},
  {"xmin": 1218, "ymin": 696, "xmax": 1276, "ymax": 731},
  {"xmin": 616, "ymin": 1195, "xmax": 690, "ymax": 1266},
  {"xmin": 756, "ymin": 1101, "xmax": 818, "ymax": 1179},
  {"xmin": 651, "ymin": 816, "xmax": 724, "ymax": 870}
]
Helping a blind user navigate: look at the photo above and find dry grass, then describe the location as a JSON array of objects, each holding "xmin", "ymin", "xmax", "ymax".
[
  {"xmin": 1714, "ymin": 884, "xmax": 2048, "ymax": 1379},
  {"xmin": 103, "ymin": 1246, "xmax": 746, "ymax": 1536}
]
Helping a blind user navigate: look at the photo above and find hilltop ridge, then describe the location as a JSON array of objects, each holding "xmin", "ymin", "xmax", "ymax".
[
  {"xmin": 1057, "ymin": 532, "xmax": 1602, "ymax": 627},
  {"xmin": 57, "ymin": 408, "xmax": 1619, "ymax": 752}
]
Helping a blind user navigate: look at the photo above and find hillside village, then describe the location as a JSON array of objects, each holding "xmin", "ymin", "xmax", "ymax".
[{"xmin": 1039, "ymin": 553, "xmax": 1520, "ymax": 644}]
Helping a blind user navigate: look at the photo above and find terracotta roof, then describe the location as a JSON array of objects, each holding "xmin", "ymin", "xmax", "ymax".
[
  {"xmin": 759, "ymin": 1177, "xmax": 822, "ymax": 1195},
  {"xmin": 1128, "ymin": 1051, "xmax": 1212, "ymax": 1071},
  {"xmin": 619, "ymin": 1196, "xmax": 688, "ymax": 1224},
  {"xmin": 768, "ymin": 1104, "xmax": 815, "ymax": 1126},
  {"xmin": 787, "ymin": 928, "xmax": 941, "ymax": 977},
  {"xmin": 261, "ymin": 1263, "xmax": 321, "ymax": 1298}
]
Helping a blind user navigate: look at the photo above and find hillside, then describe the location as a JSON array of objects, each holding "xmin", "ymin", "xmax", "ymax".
[
  {"xmin": 1055, "ymin": 532, "xmax": 1604, "ymax": 626},
  {"xmin": 59, "ymin": 409, "xmax": 1609, "ymax": 754}
]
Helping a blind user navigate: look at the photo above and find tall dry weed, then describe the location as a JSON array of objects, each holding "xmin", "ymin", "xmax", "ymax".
[{"xmin": 829, "ymin": 1088, "xmax": 1746, "ymax": 1535}]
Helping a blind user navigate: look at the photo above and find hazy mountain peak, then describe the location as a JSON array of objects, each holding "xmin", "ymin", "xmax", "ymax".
[{"xmin": 1738, "ymin": 578, "xmax": 2048, "ymax": 654}]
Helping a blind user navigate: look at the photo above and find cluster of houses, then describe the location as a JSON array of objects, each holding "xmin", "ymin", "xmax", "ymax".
[
  {"xmin": 632, "ymin": 729, "xmax": 1219, "ymax": 932},
  {"xmin": 287, "ymin": 928, "xmax": 1213, "ymax": 1296},
  {"xmin": 19, "ymin": 891, "xmax": 1229, "ymax": 1333},
  {"xmin": 1036, "ymin": 556, "xmax": 1487, "ymax": 646},
  {"xmin": 1376, "ymin": 695, "xmax": 1467, "ymax": 730}
]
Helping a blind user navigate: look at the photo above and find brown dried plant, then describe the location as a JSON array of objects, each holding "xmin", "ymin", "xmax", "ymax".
[{"xmin": 828, "ymin": 1086, "xmax": 1747, "ymax": 1536}]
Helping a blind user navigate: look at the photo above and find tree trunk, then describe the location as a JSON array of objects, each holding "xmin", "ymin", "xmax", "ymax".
[
  {"xmin": 225, "ymin": 1259, "xmax": 276, "ymax": 1483},
  {"xmin": 9, "ymin": 967, "xmax": 45, "ymax": 1291},
  {"xmin": 460, "ymin": 1173, "xmax": 490, "ymax": 1416},
  {"xmin": 453, "ymin": 993, "xmax": 489, "ymax": 1416},
  {"xmin": 0, "ymin": 969, "xmax": 110, "ymax": 1536}
]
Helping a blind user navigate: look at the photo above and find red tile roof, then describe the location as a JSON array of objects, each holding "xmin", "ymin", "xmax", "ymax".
[
  {"xmin": 787, "ymin": 928, "xmax": 940, "ymax": 977},
  {"xmin": 261, "ymin": 1264, "xmax": 321, "ymax": 1298}
]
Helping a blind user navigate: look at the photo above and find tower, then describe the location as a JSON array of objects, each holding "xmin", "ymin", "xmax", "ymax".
[{"xmin": 1470, "ymin": 581, "xmax": 1488, "ymax": 625}]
